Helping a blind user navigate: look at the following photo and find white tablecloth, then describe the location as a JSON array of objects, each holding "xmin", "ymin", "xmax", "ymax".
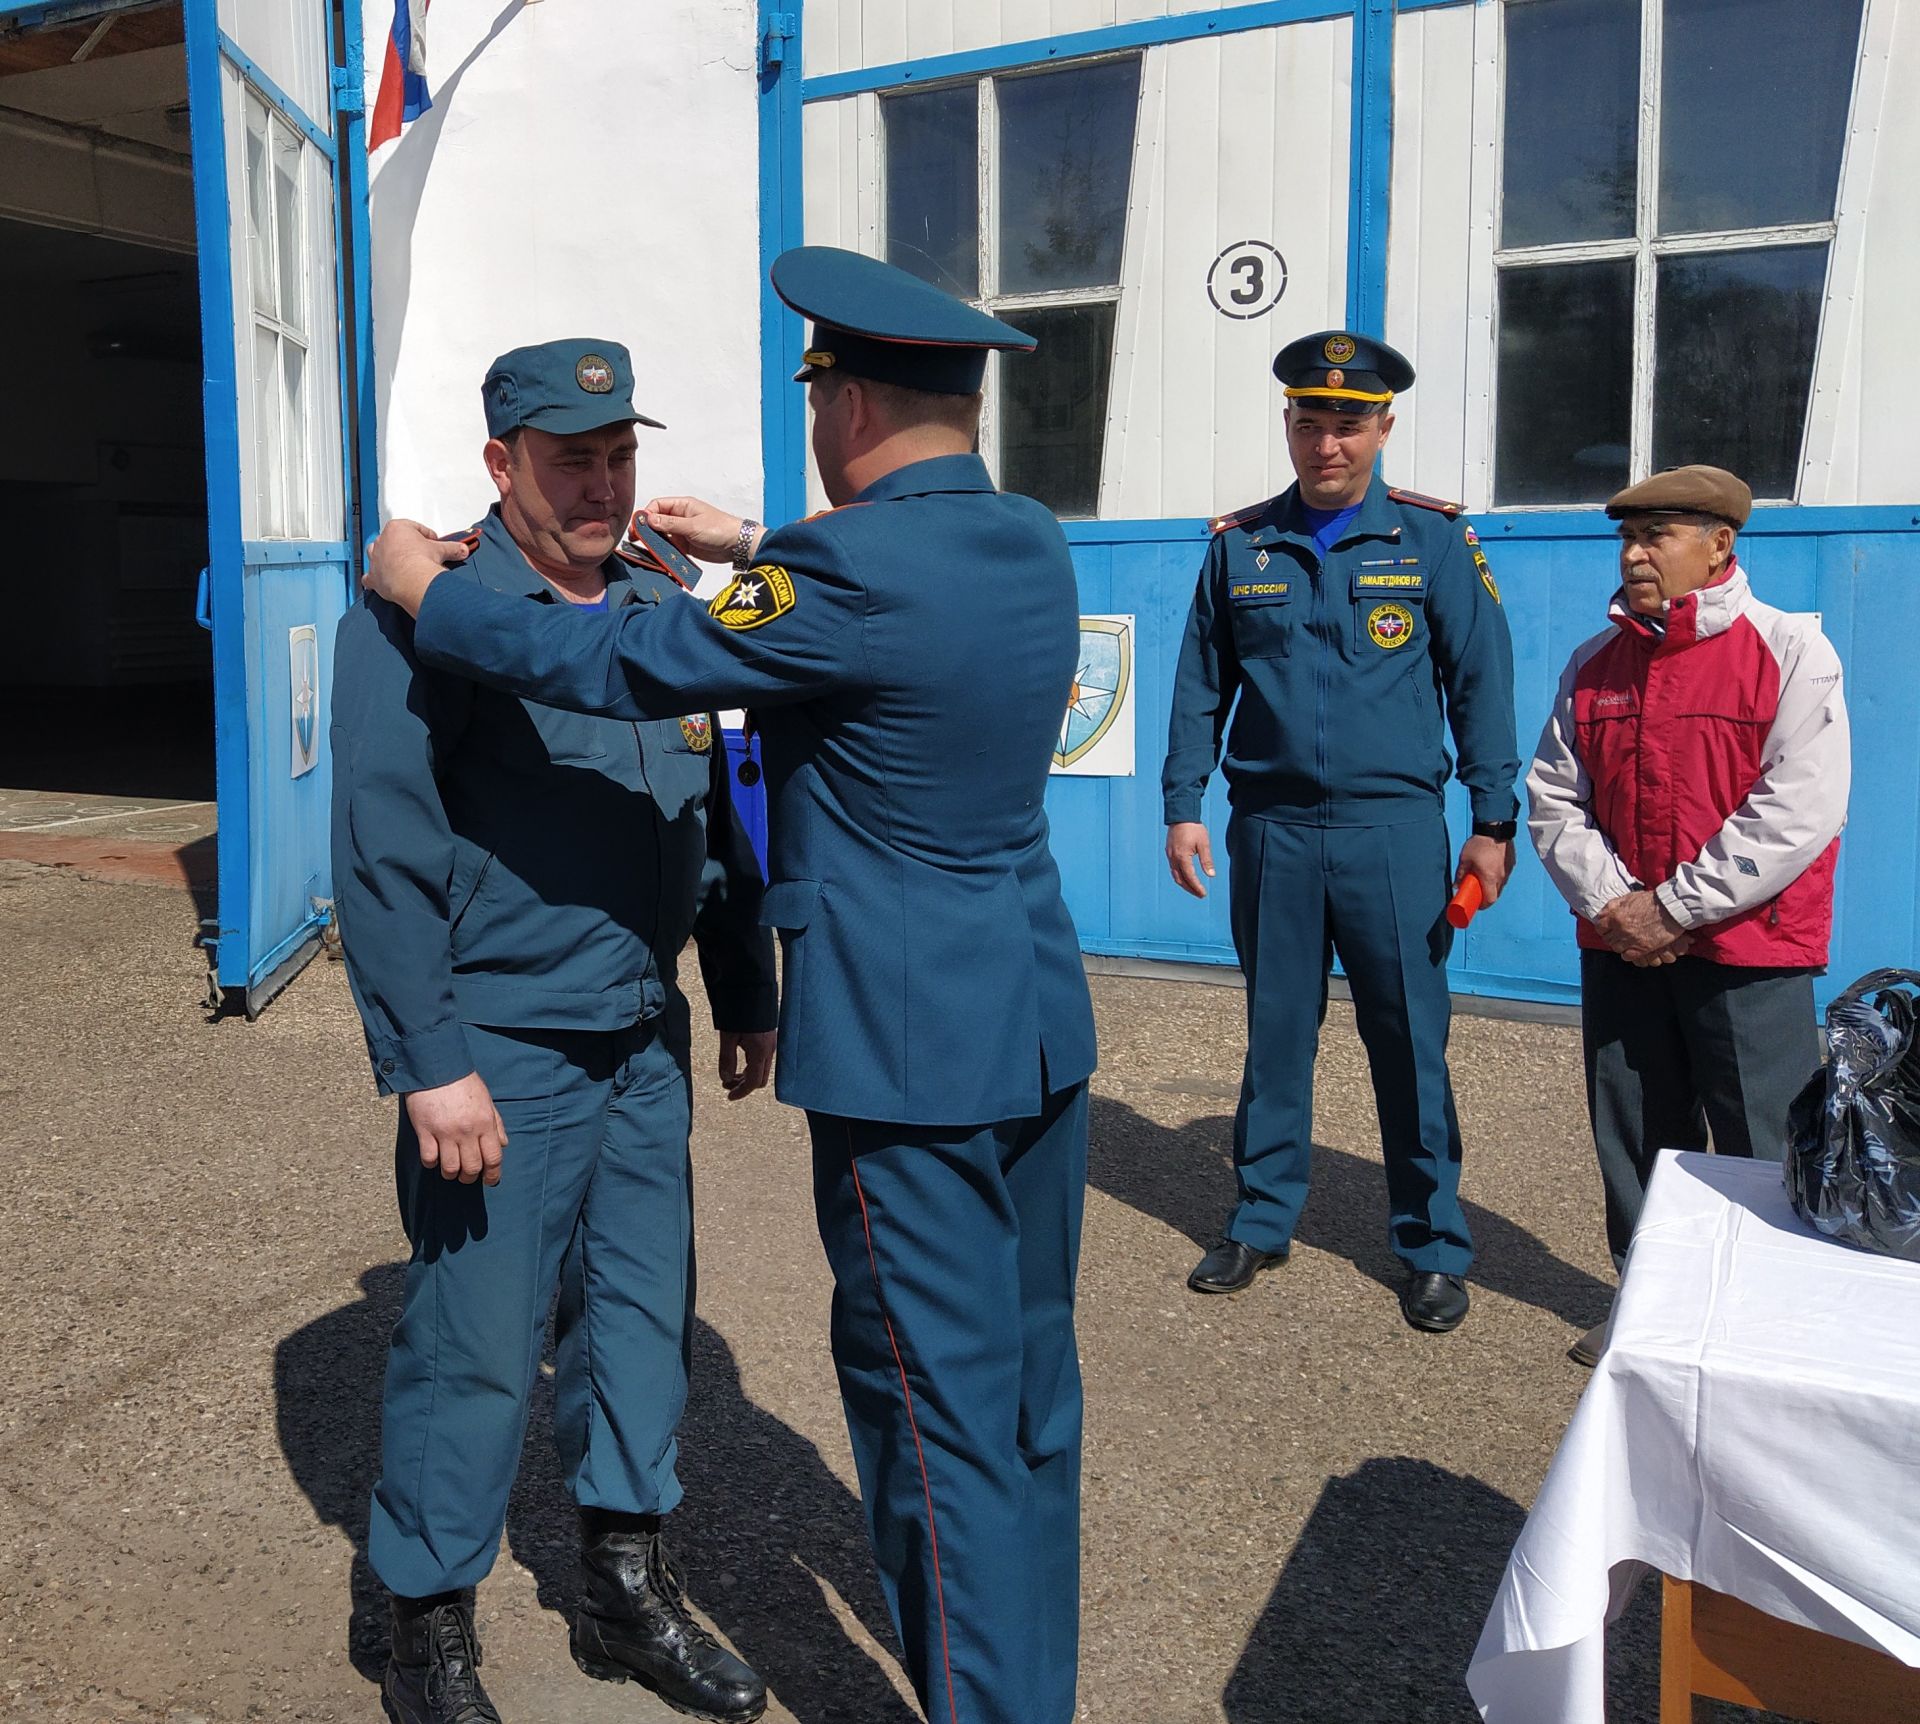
[{"xmin": 1467, "ymin": 1149, "xmax": 1920, "ymax": 1724}]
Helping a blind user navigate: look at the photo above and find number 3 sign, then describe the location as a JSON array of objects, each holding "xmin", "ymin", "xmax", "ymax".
[{"xmin": 1206, "ymin": 240, "xmax": 1288, "ymax": 319}]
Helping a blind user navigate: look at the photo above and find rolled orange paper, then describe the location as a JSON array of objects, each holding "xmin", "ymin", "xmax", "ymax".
[{"xmin": 1446, "ymin": 875, "xmax": 1485, "ymax": 930}]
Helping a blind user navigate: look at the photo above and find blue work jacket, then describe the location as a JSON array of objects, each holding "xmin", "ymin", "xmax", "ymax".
[
  {"xmin": 1162, "ymin": 475, "xmax": 1520, "ymax": 829},
  {"xmin": 407, "ymin": 454, "xmax": 1098, "ymax": 1127},
  {"xmin": 330, "ymin": 509, "xmax": 776, "ymax": 1095}
]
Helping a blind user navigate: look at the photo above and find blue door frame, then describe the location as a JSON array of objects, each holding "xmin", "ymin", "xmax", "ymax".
[{"xmin": 760, "ymin": 0, "xmax": 1920, "ymax": 1011}]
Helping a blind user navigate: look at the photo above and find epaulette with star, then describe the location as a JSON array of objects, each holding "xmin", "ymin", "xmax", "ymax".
[
  {"xmin": 443, "ymin": 524, "xmax": 484, "ymax": 554},
  {"xmin": 1208, "ymin": 499, "xmax": 1276, "ymax": 535},
  {"xmin": 1387, "ymin": 487, "xmax": 1463, "ymax": 520},
  {"xmin": 617, "ymin": 513, "xmax": 701, "ymax": 590}
]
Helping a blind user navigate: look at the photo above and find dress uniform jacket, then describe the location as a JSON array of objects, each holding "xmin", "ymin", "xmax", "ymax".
[
  {"xmin": 407, "ymin": 453, "xmax": 1099, "ymax": 1126},
  {"xmin": 331, "ymin": 507, "xmax": 777, "ymax": 1089},
  {"xmin": 1163, "ymin": 474, "xmax": 1519, "ymax": 829}
]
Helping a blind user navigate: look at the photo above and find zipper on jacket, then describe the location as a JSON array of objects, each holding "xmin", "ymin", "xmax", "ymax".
[{"xmin": 1312, "ymin": 555, "xmax": 1330, "ymax": 817}]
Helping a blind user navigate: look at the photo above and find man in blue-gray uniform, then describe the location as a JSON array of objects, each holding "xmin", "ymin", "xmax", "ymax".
[
  {"xmin": 332, "ymin": 339, "xmax": 777, "ymax": 1724},
  {"xmin": 1163, "ymin": 331, "xmax": 1519, "ymax": 1334},
  {"xmin": 362, "ymin": 250, "xmax": 1099, "ymax": 1724}
]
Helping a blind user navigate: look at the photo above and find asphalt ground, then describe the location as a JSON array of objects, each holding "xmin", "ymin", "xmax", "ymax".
[{"xmin": 0, "ymin": 855, "xmax": 1787, "ymax": 1723}]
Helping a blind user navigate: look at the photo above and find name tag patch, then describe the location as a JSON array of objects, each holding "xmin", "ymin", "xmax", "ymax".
[{"xmin": 1353, "ymin": 559, "xmax": 1425, "ymax": 593}]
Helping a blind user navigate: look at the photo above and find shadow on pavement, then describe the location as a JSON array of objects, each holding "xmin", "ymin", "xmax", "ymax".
[
  {"xmin": 1089, "ymin": 1095, "xmax": 1613, "ymax": 1329},
  {"xmin": 1223, "ymin": 1458, "xmax": 1524, "ymax": 1723},
  {"xmin": 275, "ymin": 1269, "xmax": 915, "ymax": 1721}
]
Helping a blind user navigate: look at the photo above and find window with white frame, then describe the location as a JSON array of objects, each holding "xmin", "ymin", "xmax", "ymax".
[
  {"xmin": 1493, "ymin": 0, "xmax": 1866, "ymax": 506},
  {"xmin": 880, "ymin": 56, "xmax": 1141, "ymax": 518},
  {"xmin": 243, "ymin": 91, "xmax": 312, "ymax": 538}
]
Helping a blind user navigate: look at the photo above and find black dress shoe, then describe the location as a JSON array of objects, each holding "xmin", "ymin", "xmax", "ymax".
[
  {"xmin": 1400, "ymin": 1271, "xmax": 1470, "ymax": 1333},
  {"xmin": 572, "ymin": 1509, "xmax": 767, "ymax": 1722},
  {"xmin": 1188, "ymin": 1238, "xmax": 1289, "ymax": 1294},
  {"xmin": 383, "ymin": 1591, "xmax": 502, "ymax": 1724}
]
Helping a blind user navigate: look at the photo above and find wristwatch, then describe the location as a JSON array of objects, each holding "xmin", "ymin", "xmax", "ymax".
[
  {"xmin": 1471, "ymin": 819, "xmax": 1518, "ymax": 842},
  {"xmin": 732, "ymin": 518, "xmax": 763, "ymax": 573}
]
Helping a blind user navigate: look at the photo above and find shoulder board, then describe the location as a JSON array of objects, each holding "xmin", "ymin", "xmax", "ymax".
[
  {"xmin": 617, "ymin": 515, "xmax": 700, "ymax": 590},
  {"xmin": 1208, "ymin": 499, "xmax": 1276, "ymax": 535},
  {"xmin": 1387, "ymin": 487, "xmax": 1463, "ymax": 520},
  {"xmin": 441, "ymin": 525, "xmax": 484, "ymax": 553}
]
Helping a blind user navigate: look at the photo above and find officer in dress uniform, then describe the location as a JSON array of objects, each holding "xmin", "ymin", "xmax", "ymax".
[
  {"xmin": 1162, "ymin": 331, "xmax": 1520, "ymax": 1334},
  {"xmin": 331, "ymin": 340, "xmax": 777, "ymax": 1724},
  {"xmin": 362, "ymin": 250, "xmax": 1100, "ymax": 1724}
]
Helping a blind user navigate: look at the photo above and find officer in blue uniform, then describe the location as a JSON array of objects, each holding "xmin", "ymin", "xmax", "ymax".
[
  {"xmin": 362, "ymin": 250, "xmax": 1100, "ymax": 1724},
  {"xmin": 1163, "ymin": 331, "xmax": 1519, "ymax": 1334},
  {"xmin": 332, "ymin": 339, "xmax": 777, "ymax": 1724}
]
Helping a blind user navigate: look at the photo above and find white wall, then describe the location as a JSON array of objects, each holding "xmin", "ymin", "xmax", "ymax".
[
  {"xmin": 1381, "ymin": 0, "xmax": 1476, "ymax": 504},
  {"xmin": 364, "ymin": 0, "xmax": 765, "ymax": 534},
  {"xmin": 1102, "ymin": 22, "xmax": 1350, "ymax": 519},
  {"xmin": 803, "ymin": 0, "xmax": 1289, "ymax": 79}
]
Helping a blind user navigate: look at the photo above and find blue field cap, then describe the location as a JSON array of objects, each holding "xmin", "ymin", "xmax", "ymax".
[
  {"xmin": 483, "ymin": 338, "xmax": 666, "ymax": 438},
  {"xmin": 1272, "ymin": 330, "xmax": 1416, "ymax": 414},
  {"xmin": 772, "ymin": 246, "xmax": 1037, "ymax": 395}
]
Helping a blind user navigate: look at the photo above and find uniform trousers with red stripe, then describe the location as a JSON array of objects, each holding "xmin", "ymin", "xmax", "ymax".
[{"xmin": 809, "ymin": 1081, "xmax": 1089, "ymax": 1724}]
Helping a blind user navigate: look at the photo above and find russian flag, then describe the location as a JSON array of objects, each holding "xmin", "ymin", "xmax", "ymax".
[{"xmin": 369, "ymin": 0, "xmax": 430, "ymax": 153}]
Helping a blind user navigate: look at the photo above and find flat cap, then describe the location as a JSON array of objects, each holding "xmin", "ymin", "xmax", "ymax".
[
  {"xmin": 482, "ymin": 339, "xmax": 665, "ymax": 440},
  {"xmin": 1605, "ymin": 465, "xmax": 1751, "ymax": 529},
  {"xmin": 773, "ymin": 245, "xmax": 1036, "ymax": 395}
]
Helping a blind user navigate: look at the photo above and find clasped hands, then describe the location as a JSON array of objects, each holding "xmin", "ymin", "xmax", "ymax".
[{"xmin": 1591, "ymin": 889, "xmax": 1691, "ymax": 967}]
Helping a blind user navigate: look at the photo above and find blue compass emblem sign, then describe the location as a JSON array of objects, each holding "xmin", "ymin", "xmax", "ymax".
[
  {"xmin": 289, "ymin": 624, "xmax": 320, "ymax": 779},
  {"xmin": 1054, "ymin": 617, "xmax": 1133, "ymax": 771}
]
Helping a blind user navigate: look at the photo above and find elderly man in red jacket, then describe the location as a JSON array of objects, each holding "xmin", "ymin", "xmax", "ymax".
[{"xmin": 1528, "ymin": 465, "xmax": 1851, "ymax": 1364}]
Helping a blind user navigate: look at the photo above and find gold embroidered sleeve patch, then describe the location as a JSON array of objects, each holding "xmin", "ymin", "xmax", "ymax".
[{"xmin": 708, "ymin": 564, "xmax": 797, "ymax": 631}]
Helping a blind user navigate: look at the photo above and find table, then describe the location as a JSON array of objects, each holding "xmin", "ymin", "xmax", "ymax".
[{"xmin": 1466, "ymin": 1150, "xmax": 1920, "ymax": 1724}]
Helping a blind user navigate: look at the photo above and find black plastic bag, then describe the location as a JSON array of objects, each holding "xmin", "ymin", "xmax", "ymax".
[{"xmin": 1787, "ymin": 968, "xmax": 1920, "ymax": 1262}]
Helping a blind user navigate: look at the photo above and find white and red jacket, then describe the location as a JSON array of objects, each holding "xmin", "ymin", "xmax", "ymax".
[{"xmin": 1527, "ymin": 562, "xmax": 1849, "ymax": 967}]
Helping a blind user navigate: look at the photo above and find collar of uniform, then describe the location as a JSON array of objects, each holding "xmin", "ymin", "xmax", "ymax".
[
  {"xmin": 470, "ymin": 506, "xmax": 635, "ymax": 602},
  {"xmin": 851, "ymin": 452, "xmax": 995, "ymax": 506},
  {"xmin": 1251, "ymin": 475, "xmax": 1403, "ymax": 551}
]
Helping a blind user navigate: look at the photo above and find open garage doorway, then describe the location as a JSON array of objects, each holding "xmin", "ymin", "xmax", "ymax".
[{"xmin": 0, "ymin": 4, "xmax": 215, "ymax": 868}]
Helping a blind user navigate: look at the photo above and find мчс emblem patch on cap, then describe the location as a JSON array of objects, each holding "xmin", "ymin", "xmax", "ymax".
[
  {"xmin": 576, "ymin": 354, "xmax": 615, "ymax": 393},
  {"xmin": 679, "ymin": 713, "xmax": 713, "ymax": 752},
  {"xmin": 1324, "ymin": 335, "xmax": 1357, "ymax": 364},
  {"xmin": 1367, "ymin": 602, "xmax": 1414, "ymax": 649},
  {"xmin": 709, "ymin": 563, "xmax": 797, "ymax": 631}
]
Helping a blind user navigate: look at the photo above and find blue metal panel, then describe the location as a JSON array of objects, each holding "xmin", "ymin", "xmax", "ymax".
[
  {"xmin": 1046, "ymin": 515, "xmax": 1920, "ymax": 1007},
  {"xmin": 217, "ymin": 29, "xmax": 336, "ymax": 160},
  {"xmin": 242, "ymin": 553, "xmax": 345, "ymax": 978},
  {"xmin": 759, "ymin": 1, "xmax": 809, "ymax": 525},
  {"xmin": 1346, "ymin": 0, "xmax": 1394, "ymax": 335},
  {"xmin": 800, "ymin": 0, "xmax": 1355, "ymax": 101}
]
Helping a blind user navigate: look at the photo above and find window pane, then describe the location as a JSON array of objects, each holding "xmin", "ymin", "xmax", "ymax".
[
  {"xmin": 996, "ymin": 58, "xmax": 1139, "ymax": 295},
  {"xmin": 1495, "ymin": 260, "xmax": 1634, "ymax": 505},
  {"xmin": 253, "ymin": 325, "xmax": 284, "ymax": 536},
  {"xmin": 244, "ymin": 96, "xmax": 275, "ymax": 315},
  {"xmin": 1653, "ymin": 244, "xmax": 1824, "ymax": 498},
  {"xmin": 883, "ymin": 84, "xmax": 979, "ymax": 298},
  {"xmin": 1660, "ymin": 0, "xmax": 1864, "ymax": 234},
  {"xmin": 1501, "ymin": 0, "xmax": 1638, "ymax": 247},
  {"xmin": 283, "ymin": 339, "xmax": 309, "ymax": 537},
  {"xmin": 997, "ymin": 302, "xmax": 1115, "ymax": 518},
  {"xmin": 272, "ymin": 123, "xmax": 305, "ymax": 333}
]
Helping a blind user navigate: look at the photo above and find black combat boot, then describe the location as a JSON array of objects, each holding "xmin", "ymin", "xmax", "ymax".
[
  {"xmin": 383, "ymin": 1590, "xmax": 502, "ymax": 1724},
  {"xmin": 571, "ymin": 1508, "xmax": 767, "ymax": 1722}
]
